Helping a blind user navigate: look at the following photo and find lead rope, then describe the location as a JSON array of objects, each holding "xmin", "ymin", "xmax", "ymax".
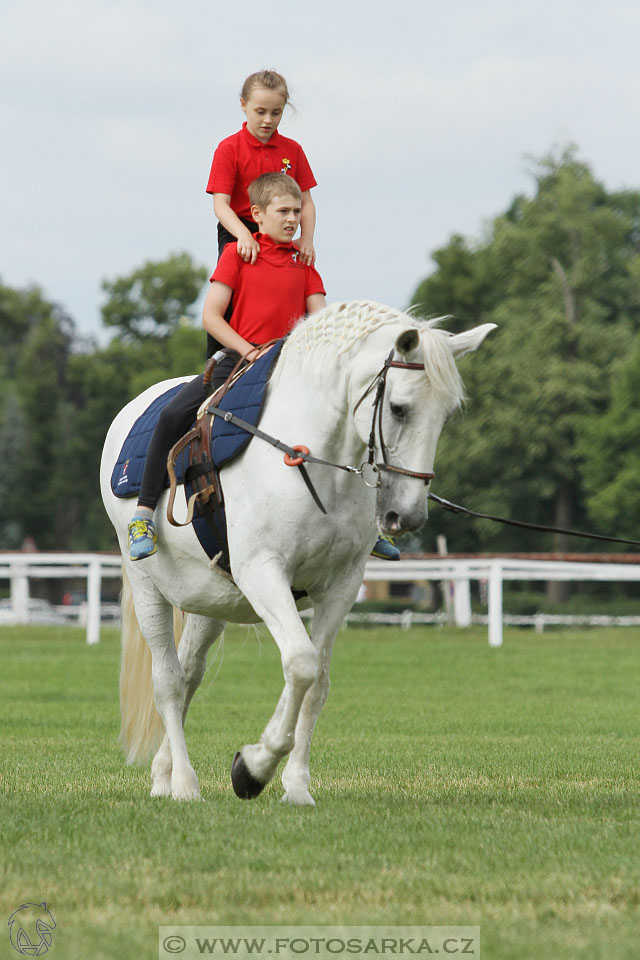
[{"xmin": 428, "ymin": 492, "xmax": 640, "ymax": 548}]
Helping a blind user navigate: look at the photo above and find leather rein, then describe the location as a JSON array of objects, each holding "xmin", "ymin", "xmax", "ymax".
[
  {"xmin": 204, "ymin": 348, "xmax": 432, "ymax": 516},
  {"xmin": 201, "ymin": 346, "xmax": 640, "ymax": 549}
]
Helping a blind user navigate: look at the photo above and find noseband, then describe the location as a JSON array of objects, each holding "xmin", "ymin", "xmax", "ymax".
[{"xmin": 353, "ymin": 350, "xmax": 435, "ymax": 488}]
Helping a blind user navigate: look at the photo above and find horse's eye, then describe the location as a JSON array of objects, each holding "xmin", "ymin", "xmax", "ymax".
[{"xmin": 390, "ymin": 402, "xmax": 407, "ymax": 420}]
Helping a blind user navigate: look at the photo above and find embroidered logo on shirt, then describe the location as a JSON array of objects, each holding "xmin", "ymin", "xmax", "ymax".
[
  {"xmin": 291, "ymin": 251, "xmax": 299, "ymax": 262},
  {"xmin": 281, "ymin": 157, "xmax": 292, "ymax": 173}
]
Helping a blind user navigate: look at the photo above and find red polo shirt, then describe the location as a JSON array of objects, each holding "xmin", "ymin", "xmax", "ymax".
[
  {"xmin": 211, "ymin": 233, "xmax": 325, "ymax": 343},
  {"xmin": 206, "ymin": 123, "xmax": 317, "ymax": 218}
]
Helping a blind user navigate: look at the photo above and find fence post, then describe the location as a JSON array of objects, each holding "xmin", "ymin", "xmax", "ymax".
[
  {"xmin": 86, "ymin": 558, "xmax": 102, "ymax": 645},
  {"xmin": 437, "ymin": 535, "xmax": 454, "ymax": 624},
  {"xmin": 11, "ymin": 562, "xmax": 30, "ymax": 624},
  {"xmin": 488, "ymin": 561, "xmax": 503, "ymax": 647},
  {"xmin": 453, "ymin": 575, "xmax": 472, "ymax": 627}
]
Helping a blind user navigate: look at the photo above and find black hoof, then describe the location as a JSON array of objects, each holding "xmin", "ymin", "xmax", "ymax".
[{"xmin": 231, "ymin": 751, "xmax": 266, "ymax": 799}]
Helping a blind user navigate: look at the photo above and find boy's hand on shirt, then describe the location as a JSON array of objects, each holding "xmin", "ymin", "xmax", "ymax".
[{"xmin": 237, "ymin": 235, "xmax": 261, "ymax": 264}]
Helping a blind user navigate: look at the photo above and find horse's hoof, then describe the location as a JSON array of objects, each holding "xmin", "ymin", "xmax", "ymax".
[
  {"xmin": 281, "ymin": 789, "xmax": 316, "ymax": 807},
  {"xmin": 231, "ymin": 751, "xmax": 266, "ymax": 799},
  {"xmin": 170, "ymin": 766, "xmax": 201, "ymax": 801},
  {"xmin": 150, "ymin": 779, "xmax": 172, "ymax": 798}
]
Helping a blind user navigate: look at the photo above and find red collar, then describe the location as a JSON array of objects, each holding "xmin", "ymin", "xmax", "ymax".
[
  {"xmin": 255, "ymin": 232, "xmax": 298, "ymax": 253},
  {"xmin": 241, "ymin": 121, "xmax": 282, "ymax": 149}
]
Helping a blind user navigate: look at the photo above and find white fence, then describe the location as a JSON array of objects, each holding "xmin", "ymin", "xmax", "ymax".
[
  {"xmin": 365, "ymin": 557, "xmax": 640, "ymax": 646},
  {"xmin": 2, "ymin": 553, "xmax": 640, "ymax": 647},
  {"xmin": 0, "ymin": 553, "xmax": 122, "ymax": 645}
]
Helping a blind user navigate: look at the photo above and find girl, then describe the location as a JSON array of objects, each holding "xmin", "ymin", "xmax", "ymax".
[
  {"xmin": 205, "ymin": 70, "xmax": 317, "ymax": 359},
  {"xmin": 206, "ymin": 69, "xmax": 316, "ymax": 266}
]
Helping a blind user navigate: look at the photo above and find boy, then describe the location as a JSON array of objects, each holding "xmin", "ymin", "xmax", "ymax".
[{"xmin": 128, "ymin": 173, "xmax": 325, "ymax": 560}]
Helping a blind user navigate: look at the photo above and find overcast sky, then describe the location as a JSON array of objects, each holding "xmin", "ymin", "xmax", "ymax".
[{"xmin": 2, "ymin": 0, "xmax": 639, "ymax": 342}]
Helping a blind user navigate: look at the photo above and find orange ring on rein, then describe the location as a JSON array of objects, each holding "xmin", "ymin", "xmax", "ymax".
[{"xmin": 284, "ymin": 445, "xmax": 310, "ymax": 467}]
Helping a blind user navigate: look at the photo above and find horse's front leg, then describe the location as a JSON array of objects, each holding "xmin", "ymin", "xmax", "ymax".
[
  {"xmin": 281, "ymin": 571, "xmax": 364, "ymax": 806},
  {"xmin": 279, "ymin": 632, "xmax": 335, "ymax": 806},
  {"xmin": 230, "ymin": 566, "xmax": 318, "ymax": 800},
  {"xmin": 151, "ymin": 613, "xmax": 225, "ymax": 797}
]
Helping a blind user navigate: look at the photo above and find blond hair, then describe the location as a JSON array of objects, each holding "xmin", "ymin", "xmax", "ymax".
[
  {"xmin": 240, "ymin": 70, "xmax": 290, "ymax": 106},
  {"xmin": 248, "ymin": 172, "xmax": 301, "ymax": 211}
]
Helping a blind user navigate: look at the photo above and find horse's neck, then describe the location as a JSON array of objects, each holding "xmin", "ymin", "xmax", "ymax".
[{"xmin": 269, "ymin": 346, "xmax": 362, "ymax": 463}]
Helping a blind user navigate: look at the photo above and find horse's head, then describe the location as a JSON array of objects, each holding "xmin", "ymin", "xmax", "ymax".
[{"xmin": 353, "ymin": 319, "xmax": 496, "ymax": 538}]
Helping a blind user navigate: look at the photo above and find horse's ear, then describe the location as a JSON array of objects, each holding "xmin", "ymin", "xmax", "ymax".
[
  {"xmin": 449, "ymin": 323, "xmax": 497, "ymax": 357},
  {"xmin": 395, "ymin": 329, "xmax": 420, "ymax": 356}
]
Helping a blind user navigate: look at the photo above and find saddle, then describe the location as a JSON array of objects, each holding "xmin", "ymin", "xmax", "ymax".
[{"xmin": 165, "ymin": 343, "xmax": 282, "ymax": 574}]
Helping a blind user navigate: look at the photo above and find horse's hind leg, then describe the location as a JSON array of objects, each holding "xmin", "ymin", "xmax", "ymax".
[
  {"xmin": 131, "ymin": 582, "xmax": 201, "ymax": 800},
  {"xmin": 151, "ymin": 614, "xmax": 225, "ymax": 797}
]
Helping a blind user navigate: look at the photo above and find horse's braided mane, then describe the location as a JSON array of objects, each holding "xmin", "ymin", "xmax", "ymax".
[
  {"xmin": 273, "ymin": 300, "xmax": 465, "ymax": 408},
  {"xmin": 285, "ymin": 300, "xmax": 409, "ymax": 353}
]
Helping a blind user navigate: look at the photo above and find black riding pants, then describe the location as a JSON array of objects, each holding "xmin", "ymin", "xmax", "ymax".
[{"xmin": 136, "ymin": 352, "xmax": 242, "ymax": 510}]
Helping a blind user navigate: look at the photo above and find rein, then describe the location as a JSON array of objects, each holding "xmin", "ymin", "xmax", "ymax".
[
  {"xmin": 204, "ymin": 402, "xmax": 358, "ymax": 514},
  {"xmin": 205, "ymin": 348, "xmax": 433, "ymax": 514},
  {"xmin": 427, "ymin": 492, "xmax": 640, "ymax": 548},
  {"xmin": 201, "ymin": 346, "xmax": 639, "ymax": 548}
]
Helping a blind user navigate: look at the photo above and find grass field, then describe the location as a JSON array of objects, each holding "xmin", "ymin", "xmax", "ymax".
[{"xmin": 1, "ymin": 622, "xmax": 639, "ymax": 960}]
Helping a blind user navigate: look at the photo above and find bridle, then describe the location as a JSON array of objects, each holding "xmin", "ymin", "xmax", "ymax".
[
  {"xmin": 200, "ymin": 344, "xmax": 640, "ymax": 547},
  {"xmin": 203, "ymin": 347, "xmax": 434, "ymax": 515},
  {"xmin": 353, "ymin": 349, "xmax": 435, "ymax": 488}
]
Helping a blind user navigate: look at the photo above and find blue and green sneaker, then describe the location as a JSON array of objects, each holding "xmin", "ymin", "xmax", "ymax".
[
  {"xmin": 371, "ymin": 535, "xmax": 400, "ymax": 561},
  {"xmin": 128, "ymin": 518, "xmax": 157, "ymax": 561}
]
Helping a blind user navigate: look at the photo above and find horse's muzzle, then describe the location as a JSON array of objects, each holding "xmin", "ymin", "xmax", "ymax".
[{"xmin": 378, "ymin": 506, "xmax": 427, "ymax": 537}]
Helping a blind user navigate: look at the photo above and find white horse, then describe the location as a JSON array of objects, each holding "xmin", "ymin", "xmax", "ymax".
[{"xmin": 100, "ymin": 300, "xmax": 495, "ymax": 805}]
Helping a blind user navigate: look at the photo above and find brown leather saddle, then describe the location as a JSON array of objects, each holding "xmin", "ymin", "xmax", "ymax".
[{"xmin": 164, "ymin": 345, "xmax": 281, "ymax": 573}]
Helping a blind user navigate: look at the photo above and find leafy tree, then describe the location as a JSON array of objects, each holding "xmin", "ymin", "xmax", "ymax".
[
  {"xmin": 577, "ymin": 334, "xmax": 640, "ymax": 537},
  {"xmin": 0, "ymin": 262, "xmax": 209, "ymax": 552},
  {"xmin": 101, "ymin": 252, "xmax": 208, "ymax": 340},
  {"xmin": 3, "ymin": 294, "xmax": 75, "ymax": 549},
  {"xmin": 410, "ymin": 147, "xmax": 640, "ymax": 573},
  {"xmin": 0, "ymin": 389, "xmax": 27, "ymax": 548},
  {"xmin": 59, "ymin": 323, "xmax": 205, "ymax": 551}
]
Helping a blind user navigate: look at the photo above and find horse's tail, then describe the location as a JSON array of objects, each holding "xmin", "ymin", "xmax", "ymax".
[{"xmin": 119, "ymin": 567, "xmax": 185, "ymax": 764}]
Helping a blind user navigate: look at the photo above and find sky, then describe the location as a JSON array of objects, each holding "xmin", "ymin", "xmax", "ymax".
[{"xmin": 2, "ymin": 0, "xmax": 640, "ymax": 343}]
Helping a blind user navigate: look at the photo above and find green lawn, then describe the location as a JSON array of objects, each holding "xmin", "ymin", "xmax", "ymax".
[{"xmin": 1, "ymin": 623, "xmax": 639, "ymax": 959}]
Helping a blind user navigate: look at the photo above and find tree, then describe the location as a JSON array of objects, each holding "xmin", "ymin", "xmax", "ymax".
[
  {"xmin": 58, "ymin": 323, "xmax": 206, "ymax": 551},
  {"xmin": 0, "ymin": 289, "xmax": 75, "ymax": 549},
  {"xmin": 0, "ymin": 389, "xmax": 27, "ymax": 549},
  {"xmin": 410, "ymin": 147, "xmax": 640, "ymax": 581},
  {"xmin": 0, "ymin": 262, "xmax": 210, "ymax": 553},
  {"xmin": 578, "ymin": 333, "xmax": 640, "ymax": 538},
  {"xmin": 101, "ymin": 252, "xmax": 208, "ymax": 340}
]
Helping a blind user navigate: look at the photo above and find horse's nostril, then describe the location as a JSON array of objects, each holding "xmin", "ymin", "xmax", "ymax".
[{"xmin": 385, "ymin": 512, "xmax": 401, "ymax": 534}]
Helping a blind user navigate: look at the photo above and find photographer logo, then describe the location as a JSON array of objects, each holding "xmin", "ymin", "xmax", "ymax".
[{"xmin": 8, "ymin": 902, "xmax": 56, "ymax": 956}]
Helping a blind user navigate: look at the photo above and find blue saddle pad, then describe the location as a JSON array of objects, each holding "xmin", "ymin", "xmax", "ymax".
[
  {"xmin": 210, "ymin": 340, "xmax": 284, "ymax": 466},
  {"xmin": 111, "ymin": 383, "xmax": 187, "ymax": 498},
  {"xmin": 109, "ymin": 343, "xmax": 284, "ymax": 564}
]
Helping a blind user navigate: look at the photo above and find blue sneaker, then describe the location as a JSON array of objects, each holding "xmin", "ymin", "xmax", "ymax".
[
  {"xmin": 128, "ymin": 518, "xmax": 157, "ymax": 560},
  {"xmin": 371, "ymin": 535, "xmax": 400, "ymax": 561}
]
